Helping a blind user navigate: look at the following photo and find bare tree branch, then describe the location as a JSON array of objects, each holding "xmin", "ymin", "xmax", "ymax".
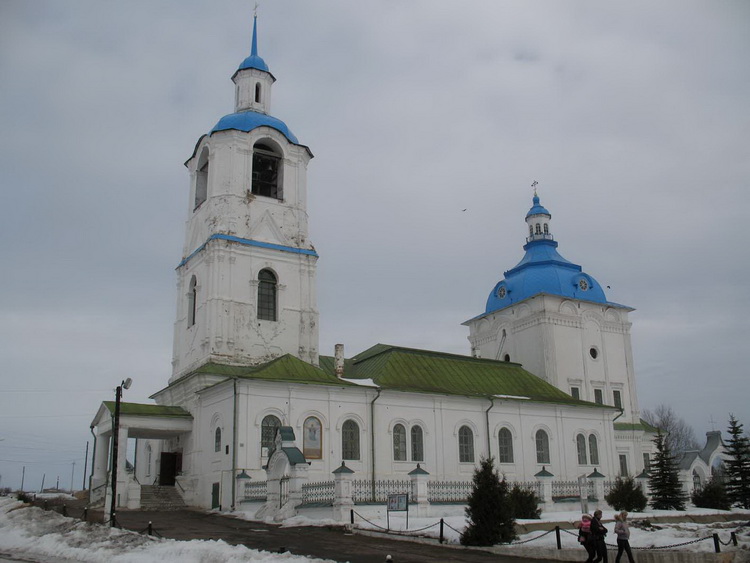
[{"xmin": 642, "ymin": 404, "xmax": 700, "ymax": 455}]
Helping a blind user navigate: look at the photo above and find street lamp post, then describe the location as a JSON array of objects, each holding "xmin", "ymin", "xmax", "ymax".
[{"xmin": 109, "ymin": 378, "xmax": 131, "ymax": 527}]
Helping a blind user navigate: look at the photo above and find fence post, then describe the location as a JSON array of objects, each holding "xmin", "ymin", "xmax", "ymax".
[
  {"xmin": 439, "ymin": 518, "xmax": 444, "ymax": 544},
  {"xmin": 713, "ymin": 533, "xmax": 720, "ymax": 553},
  {"xmin": 332, "ymin": 462, "xmax": 355, "ymax": 522},
  {"xmin": 148, "ymin": 521, "xmax": 153, "ymax": 535},
  {"xmin": 731, "ymin": 532, "xmax": 737, "ymax": 546},
  {"xmin": 83, "ymin": 507, "xmax": 88, "ymax": 521},
  {"xmin": 555, "ymin": 526, "xmax": 561, "ymax": 550},
  {"xmin": 44, "ymin": 500, "xmax": 48, "ymax": 510},
  {"xmin": 350, "ymin": 509, "xmax": 354, "ymax": 525}
]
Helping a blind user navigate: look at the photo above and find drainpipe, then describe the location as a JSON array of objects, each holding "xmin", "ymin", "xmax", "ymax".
[
  {"xmin": 88, "ymin": 427, "xmax": 97, "ymax": 495},
  {"xmin": 485, "ymin": 397, "xmax": 495, "ymax": 455},
  {"xmin": 231, "ymin": 378, "xmax": 238, "ymax": 510},
  {"xmin": 613, "ymin": 408, "xmax": 624, "ymax": 423},
  {"xmin": 370, "ymin": 389, "xmax": 381, "ymax": 502}
]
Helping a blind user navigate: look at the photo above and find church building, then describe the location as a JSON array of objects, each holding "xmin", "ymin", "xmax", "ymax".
[{"xmin": 89, "ymin": 17, "xmax": 655, "ymax": 513}]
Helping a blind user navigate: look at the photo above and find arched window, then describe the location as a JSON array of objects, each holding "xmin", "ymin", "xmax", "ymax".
[
  {"xmin": 504, "ymin": 354, "xmax": 510, "ymax": 362},
  {"xmin": 187, "ymin": 276, "xmax": 197, "ymax": 327},
  {"xmin": 692, "ymin": 470, "xmax": 702, "ymax": 492},
  {"xmin": 194, "ymin": 148, "xmax": 208, "ymax": 209},
  {"xmin": 498, "ymin": 428, "xmax": 514, "ymax": 463},
  {"xmin": 411, "ymin": 425, "xmax": 424, "ymax": 462},
  {"xmin": 589, "ymin": 435, "xmax": 599, "ymax": 465},
  {"xmin": 257, "ymin": 269, "xmax": 277, "ymax": 321},
  {"xmin": 543, "ymin": 223, "xmax": 549, "ymax": 234},
  {"xmin": 393, "ymin": 424, "xmax": 407, "ymax": 461},
  {"xmin": 255, "ymin": 82, "xmax": 261, "ymax": 103},
  {"xmin": 535, "ymin": 223, "xmax": 542, "ymax": 235},
  {"xmin": 529, "ymin": 225, "xmax": 533, "ymax": 236},
  {"xmin": 342, "ymin": 420, "xmax": 360, "ymax": 461},
  {"xmin": 303, "ymin": 416, "xmax": 322, "ymax": 459},
  {"xmin": 535, "ymin": 429, "xmax": 550, "ymax": 464},
  {"xmin": 252, "ymin": 141, "xmax": 282, "ymax": 199},
  {"xmin": 214, "ymin": 427, "xmax": 222, "ymax": 453},
  {"xmin": 458, "ymin": 425, "xmax": 474, "ymax": 463},
  {"xmin": 576, "ymin": 434, "xmax": 587, "ymax": 465},
  {"xmin": 261, "ymin": 415, "xmax": 281, "ymax": 455}
]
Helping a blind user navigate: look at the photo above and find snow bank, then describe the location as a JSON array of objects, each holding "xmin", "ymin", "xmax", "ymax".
[{"xmin": 0, "ymin": 498, "xmax": 334, "ymax": 563}]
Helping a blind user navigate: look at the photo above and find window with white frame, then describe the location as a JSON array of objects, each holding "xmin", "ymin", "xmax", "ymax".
[
  {"xmin": 536, "ymin": 429, "xmax": 550, "ymax": 464},
  {"xmin": 214, "ymin": 427, "xmax": 222, "ymax": 453},
  {"xmin": 498, "ymin": 428, "xmax": 514, "ymax": 463},
  {"xmin": 589, "ymin": 435, "xmax": 599, "ymax": 465},
  {"xmin": 261, "ymin": 415, "xmax": 281, "ymax": 455},
  {"xmin": 594, "ymin": 389, "xmax": 603, "ymax": 404},
  {"xmin": 393, "ymin": 424, "xmax": 407, "ymax": 461},
  {"xmin": 613, "ymin": 390, "xmax": 623, "ymax": 409},
  {"xmin": 342, "ymin": 419, "xmax": 360, "ymax": 461},
  {"xmin": 576, "ymin": 434, "xmax": 587, "ymax": 465},
  {"xmin": 410, "ymin": 425, "xmax": 424, "ymax": 462},
  {"xmin": 458, "ymin": 426, "xmax": 475, "ymax": 463}
]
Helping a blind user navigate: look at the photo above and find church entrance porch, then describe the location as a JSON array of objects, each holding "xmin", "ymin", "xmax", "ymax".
[{"xmin": 89, "ymin": 402, "xmax": 193, "ymax": 517}]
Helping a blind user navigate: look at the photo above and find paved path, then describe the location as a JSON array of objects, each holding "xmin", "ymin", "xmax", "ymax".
[{"xmin": 105, "ymin": 509, "xmax": 556, "ymax": 563}]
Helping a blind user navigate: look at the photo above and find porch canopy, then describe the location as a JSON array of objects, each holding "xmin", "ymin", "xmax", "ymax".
[{"xmin": 91, "ymin": 401, "xmax": 193, "ymax": 439}]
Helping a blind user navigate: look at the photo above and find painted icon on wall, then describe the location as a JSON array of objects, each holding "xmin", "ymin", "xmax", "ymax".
[{"xmin": 303, "ymin": 416, "xmax": 322, "ymax": 459}]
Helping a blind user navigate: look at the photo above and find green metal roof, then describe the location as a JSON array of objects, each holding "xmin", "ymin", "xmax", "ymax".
[
  {"xmin": 193, "ymin": 354, "xmax": 354, "ymax": 386},
  {"xmin": 322, "ymin": 344, "xmax": 606, "ymax": 407},
  {"xmin": 102, "ymin": 402, "xmax": 192, "ymax": 418},
  {"xmin": 614, "ymin": 420, "xmax": 659, "ymax": 433}
]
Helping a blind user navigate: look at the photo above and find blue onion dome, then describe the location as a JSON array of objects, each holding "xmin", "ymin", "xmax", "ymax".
[
  {"xmin": 210, "ymin": 111, "xmax": 299, "ymax": 144},
  {"xmin": 484, "ymin": 195, "xmax": 615, "ymax": 314},
  {"xmin": 526, "ymin": 194, "xmax": 550, "ymax": 218}
]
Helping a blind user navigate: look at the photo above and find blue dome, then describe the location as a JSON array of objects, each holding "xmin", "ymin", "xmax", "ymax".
[
  {"xmin": 211, "ymin": 110, "xmax": 299, "ymax": 144},
  {"xmin": 485, "ymin": 239, "xmax": 608, "ymax": 313},
  {"xmin": 238, "ymin": 54, "xmax": 269, "ymax": 73},
  {"xmin": 526, "ymin": 194, "xmax": 550, "ymax": 218}
]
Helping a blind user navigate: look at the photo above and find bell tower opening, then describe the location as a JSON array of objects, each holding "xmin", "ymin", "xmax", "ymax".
[{"xmin": 252, "ymin": 141, "xmax": 282, "ymax": 199}]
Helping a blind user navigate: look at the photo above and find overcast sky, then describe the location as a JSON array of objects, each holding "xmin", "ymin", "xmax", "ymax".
[{"xmin": 1, "ymin": 1, "xmax": 748, "ymax": 491}]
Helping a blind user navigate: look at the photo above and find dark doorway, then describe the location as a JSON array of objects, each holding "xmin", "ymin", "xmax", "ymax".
[
  {"xmin": 211, "ymin": 482, "xmax": 220, "ymax": 509},
  {"xmin": 159, "ymin": 452, "xmax": 178, "ymax": 486}
]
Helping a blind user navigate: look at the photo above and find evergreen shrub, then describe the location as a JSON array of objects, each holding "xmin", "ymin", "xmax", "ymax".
[
  {"xmin": 604, "ymin": 476, "xmax": 648, "ymax": 512},
  {"xmin": 16, "ymin": 491, "xmax": 32, "ymax": 503},
  {"xmin": 461, "ymin": 457, "xmax": 516, "ymax": 546},
  {"xmin": 508, "ymin": 484, "xmax": 541, "ymax": 519},
  {"xmin": 691, "ymin": 478, "xmax": 730, "ymax": 510}
]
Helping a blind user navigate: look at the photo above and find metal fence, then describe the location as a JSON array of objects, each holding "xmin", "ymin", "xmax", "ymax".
[
  {"xmin": 352, "ymin": 479, "xmax": 411, "ymax": 504},
  {"xmin": 427, "ymin": 480, "xmax": 474, "ymax": 503},
  {"xmin": 301, "ymin": 480, "xmax": 335, "ymax": 506},
  {"xmin": 241, "ymin": 480, "xmax": 267, "ymax": 501}
]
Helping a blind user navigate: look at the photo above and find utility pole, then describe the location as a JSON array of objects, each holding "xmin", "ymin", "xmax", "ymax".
[
  {"xmin": 82, "ymin": 441, "xmax": 89, "ymax": 490},
  {"xmin": 40, "ymin": 474, "xmax": 45, "ymax": 493},
  {"xmin": 110, "ymin": 378, "xmax": 132, "ymax": 527},
  {"xmin": 70, "ymin": 462, "xmax": 75, "ymax": 493},
  {"xmin": 20, "ymin": 466, "xmax": 25, "ymax": 491}
]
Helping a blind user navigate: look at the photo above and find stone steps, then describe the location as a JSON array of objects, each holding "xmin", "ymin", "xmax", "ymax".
[{"xmin": 139, "ymin": 485, "xmax": 186, "ymax": 511}]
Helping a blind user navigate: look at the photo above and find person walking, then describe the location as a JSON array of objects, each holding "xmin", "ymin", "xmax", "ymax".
[
  {"xmin": 576, "ymin": 514, "xmax": 596, "ymax": 562},
  {"xmin": 590, "ymin": 509, "xmax": 608, "ymax": 563},
  {"xmin": 614, "ymin": 511, "xmax": 635, "ymax": 563}
]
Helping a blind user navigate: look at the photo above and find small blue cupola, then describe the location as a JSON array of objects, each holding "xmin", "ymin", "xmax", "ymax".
[
  {"xmin": 198, "ymin": 14, "xmax": 308, "ymax": 150},
  {"xmin": 482, "ymin": 193, "xmax": 619, "ymax": 315}
]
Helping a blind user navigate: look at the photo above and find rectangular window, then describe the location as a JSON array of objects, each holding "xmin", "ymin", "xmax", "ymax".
[
  {"xmin": 571, "ymin": 387, "xmax": 580, "ymax": 400},
  {"xmin": 619, "ymin": 454, "xmax": 628, "ymax": 476},
  {"xmin": 613, "ymin": 390, "xmax": 622, "ymax": 409},
  {"xmin": 594, "ymin": 389, "xmax": 603, "ymax": 404},
  {"xmin": 643, "ymin": 453, "xmax": 651, "ymax": 471}
]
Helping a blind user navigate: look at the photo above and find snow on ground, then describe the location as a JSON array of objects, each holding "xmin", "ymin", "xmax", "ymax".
[
  {"xmin": 0, "ymin": 497, "xmax": 334, "ymax": 563},
  {"xmin": 237, "ymin": 503, "xmax": 750, "ymax": 555}
]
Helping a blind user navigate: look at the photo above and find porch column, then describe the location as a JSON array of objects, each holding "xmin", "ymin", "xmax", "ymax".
[{"xmin": 91, "ymin": 432, "xmax": 110, "ymax": 496}]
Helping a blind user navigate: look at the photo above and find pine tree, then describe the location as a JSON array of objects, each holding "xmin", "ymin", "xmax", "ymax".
[
  {"xmin": 461, "ymin": 457, "xmax": 516, "ymax": 545},
  {"xmin": 648, "ymin": 431, "xmax": 687, "ymax": 510},
  {"xmin": 725, "ymin": 414, "xmax": 750, "ymax": 509}
]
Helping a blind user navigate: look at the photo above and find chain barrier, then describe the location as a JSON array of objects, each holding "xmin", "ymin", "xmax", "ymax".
[
  {"xmin": 351, "ymin": 510, "xmax": 440, "ymax": 535},
  {"xmin": 509, "ymin": 528, "xmax": 555, "ymax": 545},
  {"xmin": 351, "ymin": 510, "xmax": 390, "ymax": 531},
  {"xmin": 442, "ymin": 521, "xmax": 463, "ymax": 535}
]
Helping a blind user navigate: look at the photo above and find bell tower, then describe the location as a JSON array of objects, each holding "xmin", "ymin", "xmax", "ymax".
[{"xmin": 171, "ymin": 16, "xmax": 319, "ymax": 382}]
